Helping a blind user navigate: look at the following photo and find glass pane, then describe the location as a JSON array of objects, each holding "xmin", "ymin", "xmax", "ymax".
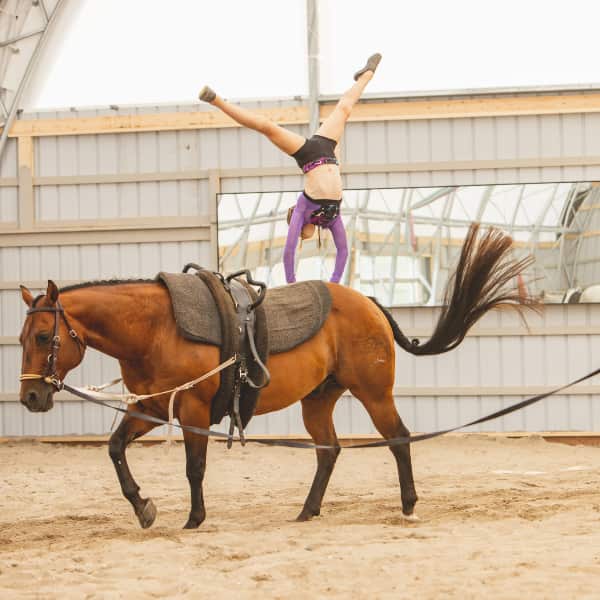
[{"xmin": 219, "ymin": 180, "xmax": 598, "ymax": 306}]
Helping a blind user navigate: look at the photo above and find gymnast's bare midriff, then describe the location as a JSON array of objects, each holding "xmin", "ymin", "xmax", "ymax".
[{"xmin": 303, "ymin": 162, "xmax": 343, "ymax": 200}]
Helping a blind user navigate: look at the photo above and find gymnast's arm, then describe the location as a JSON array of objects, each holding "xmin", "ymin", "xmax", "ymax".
[
  {"xmin": 283, "ymin": 200, "xmax": 306, "ymax": 284},
  {"xmin": 329, "ymin": 216, "xmax": 348, "ymax": 284}
]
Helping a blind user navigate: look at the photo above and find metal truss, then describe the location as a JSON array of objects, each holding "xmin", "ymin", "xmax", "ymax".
[{"xmin": 0, "ymin": 0, "xmax": 65, "ymax": 160}]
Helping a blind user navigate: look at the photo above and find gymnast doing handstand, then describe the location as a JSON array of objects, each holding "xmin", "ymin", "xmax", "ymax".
[{"xmin": 199, "ymin": 53, "xmax": 382, "ymax": 284}]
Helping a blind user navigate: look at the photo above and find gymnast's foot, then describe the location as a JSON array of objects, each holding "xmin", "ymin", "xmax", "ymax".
[
  {"xmin": 354, "ymin": 53, "xmax": 382, "ymax": 81},
  {"xmin": 199, "ymin": 85, "xmax": 217, "ymax": 103}
]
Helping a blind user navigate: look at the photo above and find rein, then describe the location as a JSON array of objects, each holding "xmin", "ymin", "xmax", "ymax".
[{"xmin": 62, "ymin": 365, "xmax": 600, "ymax": 450}]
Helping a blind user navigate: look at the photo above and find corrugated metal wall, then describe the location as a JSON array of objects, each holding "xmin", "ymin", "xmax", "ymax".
[
  {"xmin": 0, "ymin": 137, "xmax": 17, "ymax": 220},
  {"xmin": 1, "ymin": 94, "xmax": 600, "ymax": 436}
]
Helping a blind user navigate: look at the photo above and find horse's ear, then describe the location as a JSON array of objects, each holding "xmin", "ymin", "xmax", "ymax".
[
  {"xmin": 20, "ymin": 285, "xmax": 34, "ymax": 307},
  {"xmin": 46, "ymin": 280, "xmax": 59, "ymax": 304}
]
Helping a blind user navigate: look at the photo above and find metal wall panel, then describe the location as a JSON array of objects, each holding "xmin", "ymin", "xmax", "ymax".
[
  {"xmin": 0, "ymin": 137, "xmax": 17, "ymax": 177},
  {"xmin": 0, "ymin": 137, "xmax": 18, "ymax": 223},
  {"xmin": 35, "ymin": 180, "xmax": 210, "ymax": 221},
  {"xmin": 0, "ymin": 240, "xmax": 209, "ymax": 287},
  {"xmin": 340, "ymin": 111, "xmax": 600, "ymax": 188},
  {"xmin": 0, "ymin": 187, "xmax": 18, "ymax": 223},
  {"xmin": 2, "ymin": 96, "xmax": 600, "ymax": 437}
]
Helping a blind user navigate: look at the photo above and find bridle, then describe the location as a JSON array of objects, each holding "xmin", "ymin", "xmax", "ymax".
[{"xmin": 19, "ymin": 299, "xmax": 86, "ymax": 391}]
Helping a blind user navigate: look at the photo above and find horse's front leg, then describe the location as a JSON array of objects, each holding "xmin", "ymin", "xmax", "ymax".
[
  {"xmin": 108, "ymin": 412, "xmax": 159, "ymax": 529},
  {"xmin": 179, "ymin": 393, "xmax": 211, "ymax": 529}
]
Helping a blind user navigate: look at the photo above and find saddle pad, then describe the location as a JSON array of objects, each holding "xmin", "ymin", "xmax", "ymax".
[
  {"xmin": 157, "ymin": 272, "xmax": 221, "ymax": 345},
  {"xmin": 157, "ymin": 273, "xmax": 332, "ymax": 353},
  {"xmin": 263, "ymin": 280, "xmax": 332, "ymax": 353}
]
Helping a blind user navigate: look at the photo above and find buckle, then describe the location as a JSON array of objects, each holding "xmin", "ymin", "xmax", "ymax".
[{"xmin": 44, "ymin": 375, "xmax": 63, "ymax": 390}]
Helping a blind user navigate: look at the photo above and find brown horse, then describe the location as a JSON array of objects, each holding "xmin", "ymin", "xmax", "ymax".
[{"xmin": 18, "ymin": 224, "xmax": 535, "ymax": 529}]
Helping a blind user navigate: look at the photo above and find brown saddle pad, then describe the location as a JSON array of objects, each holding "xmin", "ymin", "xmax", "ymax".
[{"xmin": 157, "ymin": 273, "xmax": 332, "ymax": 354}]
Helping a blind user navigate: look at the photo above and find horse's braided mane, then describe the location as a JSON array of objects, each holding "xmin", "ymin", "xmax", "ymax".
[{"xmin": 60, "ymin": 278, "xmax": 156, "ymax": 293}]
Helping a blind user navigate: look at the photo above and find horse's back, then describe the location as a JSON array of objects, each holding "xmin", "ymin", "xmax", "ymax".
[{"xmin": 256, "ymin": 284, "xmax": 394, "ymax": 414}]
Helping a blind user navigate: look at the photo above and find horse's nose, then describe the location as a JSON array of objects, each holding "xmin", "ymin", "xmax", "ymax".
[{"xmin": 22, "ymin": 389, "xmax": 39, "ymax": 408}]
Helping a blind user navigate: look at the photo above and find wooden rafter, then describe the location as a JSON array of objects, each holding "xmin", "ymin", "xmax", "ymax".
[{"xmin": 4, "ymin": 93, "xmax": 600, "ymax": 138}]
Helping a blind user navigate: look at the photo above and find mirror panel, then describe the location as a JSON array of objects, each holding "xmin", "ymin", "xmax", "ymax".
[{"xmin": 218, "ymin": 182, "xmax": 600, "ymax": 305}]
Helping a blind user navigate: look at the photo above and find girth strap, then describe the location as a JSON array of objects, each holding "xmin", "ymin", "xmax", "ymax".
[
  {"xmin": 182, "ymin": 265, "xmax": 270, "ymax": 439},
  {"xmin": 222, "ymin": 273, "xmax": 270, "ymax": 446}
]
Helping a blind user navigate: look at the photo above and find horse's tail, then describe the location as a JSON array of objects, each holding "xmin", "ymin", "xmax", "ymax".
[{"xmin": 369, "ymin": 222, "xmax": 539, "ymax": 356}]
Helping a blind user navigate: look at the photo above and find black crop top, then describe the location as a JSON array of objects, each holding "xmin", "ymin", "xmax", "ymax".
[{"xmin": 291, "ymin": 134, "xmax": 338, "ymax": 171}]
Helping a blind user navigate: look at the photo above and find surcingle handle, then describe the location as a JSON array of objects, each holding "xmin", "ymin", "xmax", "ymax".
[
  {"xmin": 182, "ymin": 263, "xmax": 204, "ymax": 274},
  {"xmin": 225, "ymin": 269, "xmax": 267, "ymax": 311}
]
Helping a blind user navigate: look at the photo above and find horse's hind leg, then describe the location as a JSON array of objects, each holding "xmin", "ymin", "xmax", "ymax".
[
  {"xmin": 108, "ymin": 414, "xmax": 159, "ymax": 529},
  {"xmin": 297, "ymin": 382, "xmax": 345, "ymax": 522},
  {"xmin": 352, "ymin": 385, "xmax": 418, "ymax": 518}
]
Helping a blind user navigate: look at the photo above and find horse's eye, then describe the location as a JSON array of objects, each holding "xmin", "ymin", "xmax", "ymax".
[{"xmin": 36, "ymin": 332, "xmax": 51, "ymax": 345}]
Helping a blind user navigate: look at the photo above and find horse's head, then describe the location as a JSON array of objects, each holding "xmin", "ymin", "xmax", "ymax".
[{"xmin": 19, "ymin": 280, "xmax": 86, "ymax": 412}]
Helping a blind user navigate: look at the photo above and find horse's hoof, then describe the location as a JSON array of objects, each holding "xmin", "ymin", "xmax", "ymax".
[
  {"xmin": 137, "ymin": 498, "xmax": 157, "ymax": 529},
  {"xmin": 402, "ymin": 497, "xmax": 418, "ymax": 517},
  {"xmin": 296, "ymin": 508, "xmax": 318, "ymax": 522},
  {"xmin": 295, "ymin": 513, "xmax": 312, "ymax": 522},
  {"xmin": 183, "ymin": 513, "xmax": 205, "ymax": 529},
  {"xmin": 401, "ymin": 512, "xmax": 421, "ymax": 523}
]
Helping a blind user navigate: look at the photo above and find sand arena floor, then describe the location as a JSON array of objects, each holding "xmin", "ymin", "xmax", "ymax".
[{"xmin": 1, "ymin": 435, "xmax": 600, "ymax": 599}]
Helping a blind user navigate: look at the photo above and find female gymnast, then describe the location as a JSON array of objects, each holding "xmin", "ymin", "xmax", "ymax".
[{"xmin": 199, "ymin": 53, "xmax": 381, "ymax": 283}]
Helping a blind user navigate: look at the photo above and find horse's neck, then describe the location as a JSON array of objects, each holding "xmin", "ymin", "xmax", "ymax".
[{"xmin": 60, "ymin": 283, "xmax": 166, "ymax": 361}]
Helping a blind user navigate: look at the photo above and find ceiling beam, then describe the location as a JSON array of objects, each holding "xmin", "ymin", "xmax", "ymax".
[{"xmin": 6, "ymin": 92, "xmax": 600, "ymax": 138}]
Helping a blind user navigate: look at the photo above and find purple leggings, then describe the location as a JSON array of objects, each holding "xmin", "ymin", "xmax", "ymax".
[{"xmin": 283, "ymin": 192, "xmax": 348, "ymax": 284}]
